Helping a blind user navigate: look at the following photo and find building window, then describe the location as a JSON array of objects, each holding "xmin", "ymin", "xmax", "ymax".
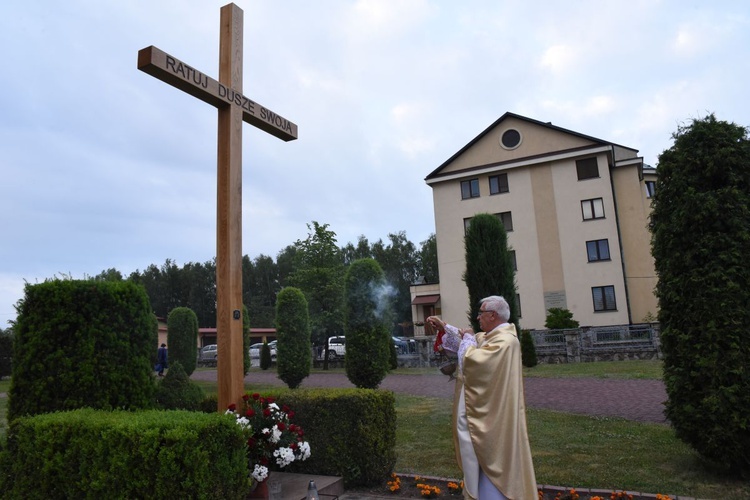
[
  {"xmin": 461, "ymin": 179, "xmax": 480, "ymax": 199},
  {"xmin": 581, "ymin": 198, "xmax": 605, "ymax": 220},
  {"xmin": 576, "ymin": 157, "xmax": 599, "ymax": 180},
  {"xmin": 463, "ymin": 217, "xmax": 471, "ymax": 234},
  {"xmin": 500, "ymin": 129, "xmax": 522, "ymax": 149},
  {"xmin": 515, "ymin": 294, "xmax": 522, "ymax": 318},
  {"xmin": 510, "ymin": 250, "xmax": 517, "ymax": 271},
  {"xmin": 489, "ymin": 173, "xmax": 509, "ymax": 194},
  {"xmin": 495, "ymin": 211, "xmax": 513, "ymax": 232},
  {"xmin": 586, "ymin": 239, "xmax": 610, "ymax": 262},
  {"xmin": 592, "ymin": 285, "xmax": 617, "ymax": 311},
  {"xmin": 645, "ymin": 181, "xmax": 656, "ymax": 198}
]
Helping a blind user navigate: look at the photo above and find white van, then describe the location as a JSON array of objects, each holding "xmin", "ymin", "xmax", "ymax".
[{"xmin": 326, "ymin": 336, "xmax": 346, "ymax": 359}]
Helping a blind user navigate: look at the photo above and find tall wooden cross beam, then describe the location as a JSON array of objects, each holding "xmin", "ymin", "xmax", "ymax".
[{"xmin": 137, "ymin": 3, "xmax": 297, "ymax": 412}]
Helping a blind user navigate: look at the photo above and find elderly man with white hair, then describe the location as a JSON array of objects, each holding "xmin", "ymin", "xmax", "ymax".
[{"xmin": 428, "ymin": 295, "xmax": 537, "ymax": 500}]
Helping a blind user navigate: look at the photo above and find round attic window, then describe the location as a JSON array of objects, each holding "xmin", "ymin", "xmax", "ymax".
[{"xmin": 500, "ymin": 128, "xmax": 522, "ymax": 150}]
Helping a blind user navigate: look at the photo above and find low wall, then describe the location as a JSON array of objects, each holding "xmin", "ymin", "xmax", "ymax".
[{"xmin": 405, "ymin": 323, "xmax": 662, "ymax": 366}]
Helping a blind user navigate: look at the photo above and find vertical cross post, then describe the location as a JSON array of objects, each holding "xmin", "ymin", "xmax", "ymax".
[{"xmin": 216, "ymin": 3, "xmax": 244, "ymax": 412}]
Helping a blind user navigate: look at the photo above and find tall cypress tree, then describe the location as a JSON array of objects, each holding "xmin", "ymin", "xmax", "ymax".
[
  {"xmin": 463, "ymin": 213, "xmax": 518, "ymax": 332},
  {"xmin": 343, "ymin": 258, "xmax": 392, "ymax": 389},
  {"xmin": 650, "ymin": 114, "xmax": 750, "ymax": 473},
  {"xmin": 275, "ymin": 286, "xmax": 311, "ymax": 389}
]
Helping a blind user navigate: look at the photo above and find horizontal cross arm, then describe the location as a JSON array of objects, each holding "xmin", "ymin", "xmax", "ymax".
[{"xmin": 138, "ymin": 45, "xmax": 297, "ymax": 141}]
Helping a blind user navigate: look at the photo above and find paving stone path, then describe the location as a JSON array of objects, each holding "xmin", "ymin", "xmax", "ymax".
[{"xmin": 191, "ymin": 369, "xmax": 668, "ymax": 424}]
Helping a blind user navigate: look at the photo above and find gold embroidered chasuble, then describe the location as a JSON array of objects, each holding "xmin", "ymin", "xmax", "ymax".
[{"xmin": 452, "ymin": 323, "xmax": 537, "ymax": 500}]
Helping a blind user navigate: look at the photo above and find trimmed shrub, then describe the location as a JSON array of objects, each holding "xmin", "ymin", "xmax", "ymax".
[
  {"xmin": 343, "ymin": 259, "xmax": 392, "ymax": 389},
  {"xmin": 260, "ymin": 341, "xmax": 272, "ymax": 370},
  {"xmin": 8, "ymin": 280, "xmax": 157, "ymax": 421},
  {"xmin": 544, "ymin": 307, "xmax": 579, "ymax": 329},
  {"xmin": 0, "ymin": 408, "xmax": 249, "ymax": 498},
  {"xmin": 463, "ymin": 213, "xmax": 518, "ymax": 332},
  {"xmin": 166, "ymin": 307, "xmax": 198, "ymax": 375},
  {"xmin": 520, "ymin": 329, "xmax": 538, "ymax": 368},
  {"xmin": 243, "ymin": 305, "xmax": 251, "ymax": 375},
  {"xmin": 277, "ymin": 388, "xmax": 397, "ymax": 487},
  {"xmin": 154, "ymin": 361, "xmax": 205, "ymax": 411},
  {"xmin": 275, "ymin": 287, "xmax": 311, "ymax": 389},
  {"xmin": 0, "ymin": 328, "xmax": 12, "ymax": 379},
  {"xmin": 650, "ymin": 114, "xmax": 750, "ymax": 472}
]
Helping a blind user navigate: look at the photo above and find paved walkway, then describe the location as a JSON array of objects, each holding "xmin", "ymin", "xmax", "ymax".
[{"xmin": 191, "ymin": 369, "xmax": 668, "ymax": 424}]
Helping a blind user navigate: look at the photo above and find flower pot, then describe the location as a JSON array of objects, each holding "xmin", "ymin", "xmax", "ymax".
[{"xmin": 248, "ymin": 477, "xmax": 269, "ymax": 499}]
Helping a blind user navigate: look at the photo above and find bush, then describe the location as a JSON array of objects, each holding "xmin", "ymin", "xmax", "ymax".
[
  {"xmin": 463, "ymin": 213, "xmax": 518, "ymax": 331},
  {"xmin": 0, "ymin": 328, "xmax": 12, "ymax": 380},
  {"xmin": 343, "ymin": 259, "xmax": 392, "ymax": 389},
  {"xmin": 275, "ymin": 287, "xmax": 311, "ymax": 389},
  {"xmin": 260, "ymin": 341, "xmax": 272, "ymax": 370},
  {"xmin": 166, "ymin": 307, "xmax": 199, "ymax": 376},
  {"xmin": 8, "ymin": 280, "xmax": 157, "ymax": 421},
  {"xmin": 154, "ymin": 361, "xmax": 205, "ymax": 411},
  {"xmin": 650, "ymin": 114, "xmax": 750, "ymax": 473},
  {"xmin": 0, "ymin": 408, "xmax": 249, "ymax": 498},
  {"xmin": 277, "ymin": 388, "xmax": 397, "ymax": 487},
  {"xmin": 520, "ymin": 329, "xmax": 538, "ymax": 368},
  {"xmin": 544, "ymin": 307, "xmax": 579, "ymax": 329}
]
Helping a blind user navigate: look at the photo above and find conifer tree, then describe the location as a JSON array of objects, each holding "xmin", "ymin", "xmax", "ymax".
[
  {"xmin": 650, "ymin": 114, "xmax": 750, "ymax": 473},
  {"xmin": 463, "ymin": 213, "xmax": 518, "ymax": 331}
]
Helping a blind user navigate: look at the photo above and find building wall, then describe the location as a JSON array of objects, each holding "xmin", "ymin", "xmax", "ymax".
[{"xmin": 426, "ymin": 114, "xmax": 656, "ymax": 330}]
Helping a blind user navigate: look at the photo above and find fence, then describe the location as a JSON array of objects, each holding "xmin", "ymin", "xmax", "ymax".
[
  {"xmin": 530, "ymin": 323, "xmax": 662, "ymax": 363},
  {"xmin": 404, "ymin": 323, "xmax": 661, "ymax": 367}
]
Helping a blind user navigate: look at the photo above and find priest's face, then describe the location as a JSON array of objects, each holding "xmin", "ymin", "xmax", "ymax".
[{"xmin": 477, "ymin": 306, "xmax": 497, "ymax": 332}]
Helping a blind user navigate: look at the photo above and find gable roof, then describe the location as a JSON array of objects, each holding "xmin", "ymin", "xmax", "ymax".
[{"xmin": 425, "ymin": 111, "xmax": 638, "ymax": 181}]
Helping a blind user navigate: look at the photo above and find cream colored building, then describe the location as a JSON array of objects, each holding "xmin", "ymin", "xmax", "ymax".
[{"xmin": 412, "ymin": 112, "xmax": 658, "ymax": 331}]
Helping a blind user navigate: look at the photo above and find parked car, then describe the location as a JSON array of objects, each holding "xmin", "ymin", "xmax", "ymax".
[
  {"xmin": 200, "ymin": 344, "xmax": 218, "ymax": 360},
  {"xmin": 249, "ymin": 341, "xmax": 277, "ymax": 361},
  {"xmin": 392, "ymin": 336, "xmax": 409, "ymax": 354}
]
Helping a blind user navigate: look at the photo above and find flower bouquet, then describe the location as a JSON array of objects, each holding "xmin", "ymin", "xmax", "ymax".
[{"xmin": 227, "ymin": 393, "xmax": 311, "ymax": 484}]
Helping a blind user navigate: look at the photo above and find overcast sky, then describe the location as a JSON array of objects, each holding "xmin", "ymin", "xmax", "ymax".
[{"xmin": 1, "ymin": 0, "xmax": 748, "ymax": 327}]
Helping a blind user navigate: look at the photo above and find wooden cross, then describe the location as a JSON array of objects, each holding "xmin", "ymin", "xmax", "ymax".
[{"xmin": 137, "ymin": 3, "xmax": 297, "ymax": 412}]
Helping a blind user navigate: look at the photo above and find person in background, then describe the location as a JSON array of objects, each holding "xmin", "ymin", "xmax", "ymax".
[
  {"xmin": 156, "ymin": 343, "xmax": 168, "ymax": 377},
  {"xmin": 427, "ymin": 295, "xmax": 537, "ymax": 500}
]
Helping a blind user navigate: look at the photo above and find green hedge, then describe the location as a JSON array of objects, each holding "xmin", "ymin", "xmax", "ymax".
[
  {"xmin": 274, "ymin": 387, "xmax": 397, "ymax": 487},
  {"xmin": 9, "ymin": 280, "xmax": 157, "ymax": 421},
  {"xmin": 0, "ymin": 409, "xmax": 249, "ymax": 499}
]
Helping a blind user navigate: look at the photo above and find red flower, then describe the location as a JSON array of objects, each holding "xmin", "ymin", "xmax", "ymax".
[
  {"xmin": 242, "ymin": 394, "xmax": 250, "ymax": 401},
  {"xmin": 228, "ymin": 403, "xmax": 237, "ymax": 412},
  {"xmin": 246, "ymin": 409, "xmax": 256, "ymax": 418},
  {"xmin": 277, "ymin": 422, "xmax": 286, "ymax": 431},
  {"xmin": 252, "ymin": 393, "xmax": 260, "ymax": 400}
]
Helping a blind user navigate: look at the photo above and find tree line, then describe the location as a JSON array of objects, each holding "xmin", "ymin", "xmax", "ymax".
[{"xmin": 89, "ymin": 223, "xmax": 437, "ymax": 347}]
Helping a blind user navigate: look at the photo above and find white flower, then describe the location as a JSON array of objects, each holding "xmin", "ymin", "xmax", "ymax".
[
  {"xmin": 236, "ymin": 416, "xmax": 251, "ymax": 430},
  {"xmin": 298, "ymin": 441, "xmax": 311, "ymax": 461},
  {"xmin": 262, "ymin": 426, "xmax": 282, "ymax": 444},
  {"xmin": 273, "ymin": 447, "xmax": 296, "ymax": 468},
  {"xmin": 268, "ymin": 402, "xmax": 280, "ymax": 412},
  {"xmin": 251, "ymin": 464, "xmax": 269, "ymax": 482}
]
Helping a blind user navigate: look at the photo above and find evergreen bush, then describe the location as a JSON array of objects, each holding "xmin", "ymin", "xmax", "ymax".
[
  {"xmin": 463, "ymin": 213, "xmax": 518, "ymax": 331},
  {"xmin": 154, "ymin": 361, "xmax": 205, "ymax": 411},
  {"xmin": 275, "ymin": 287, "xmax": 311, "ymax": 389},
  {"xmin": 650, "ymin": 114, "xmax": 750, "ymax": 473},
  {"xmin": 166, "ymin": 307, "xmax": 198, "ymax": 376},
  {"xmin": 343, "ymin": 259, "xmax": 392, "ymax": 389},
  {"xmin": 0, "ymin": 328, "xmax": 12, "ymax": 379},
  {"xmin": 520, "ymin": 329, "xmax": 538, "ymax": 368},
  {"xmin": 8, "ymin": 280, "xmax": 156, "ymax": 421},
  {"xmin": 260, "ymin": 341, "xmax": 272, "ymax": 370},
  {"xmin": 544, "ymin": 307, "xmax": 579, "ymax": 329}
]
